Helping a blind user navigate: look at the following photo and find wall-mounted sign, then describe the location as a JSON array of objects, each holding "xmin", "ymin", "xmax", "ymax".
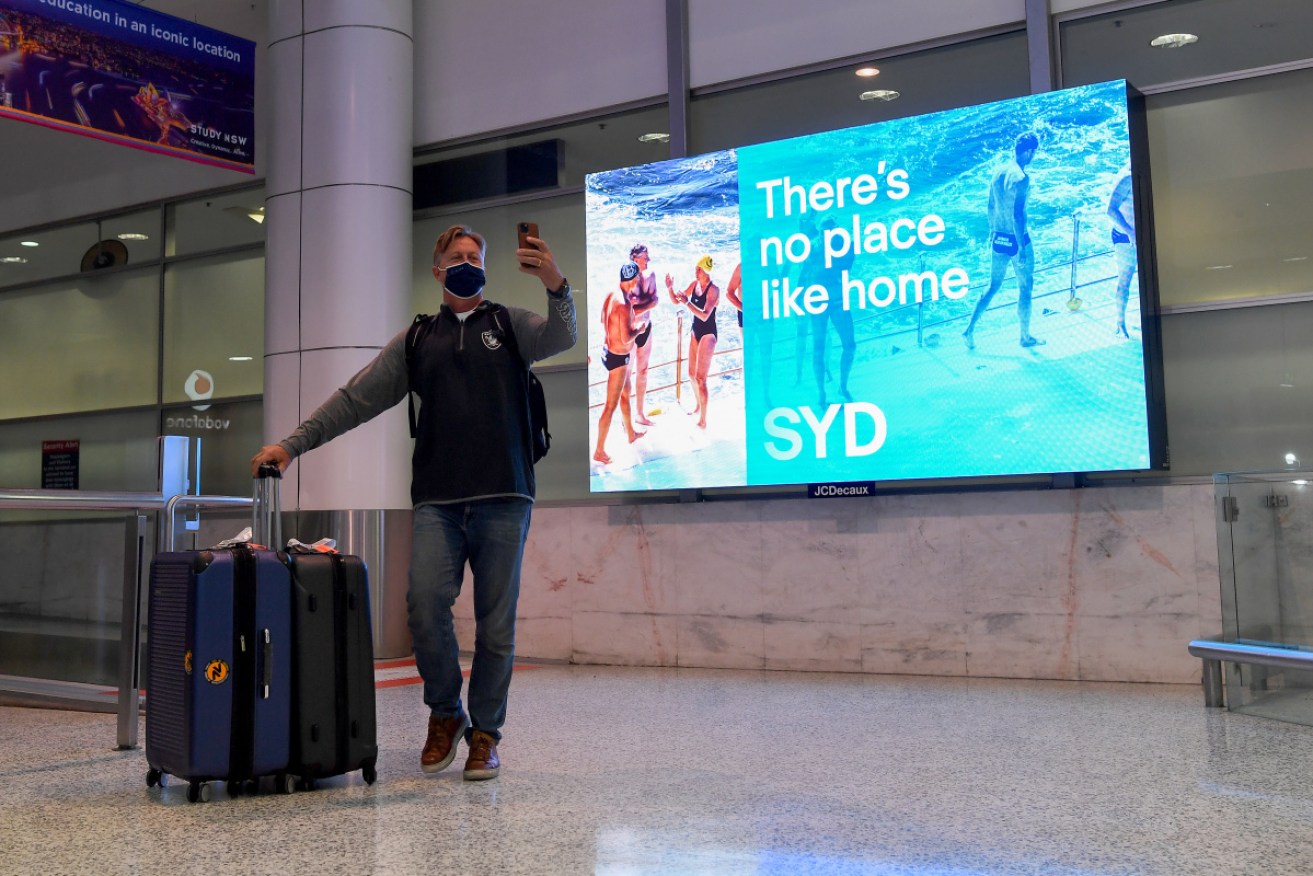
[
  {"xmin": 0, "ymin": 0, "xmax": 255, "ymax": 172},
  {"xmin": 42, "ymin": 439, "xmax": 79, "ymax": 489}
]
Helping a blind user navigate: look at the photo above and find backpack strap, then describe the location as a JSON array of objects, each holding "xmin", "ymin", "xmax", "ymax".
[
  {"xmin": 405, "ymin": 313, "xmax": 433, "ymax": 439},
  {"xmin": 490, "ymin": 305, "xmax": 551, "ymax": 463}
]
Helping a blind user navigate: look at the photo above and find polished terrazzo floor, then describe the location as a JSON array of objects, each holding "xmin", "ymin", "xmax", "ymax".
[{"xmin": 3, "ymin": 665, "xmax": 1313, "ymax": 875}]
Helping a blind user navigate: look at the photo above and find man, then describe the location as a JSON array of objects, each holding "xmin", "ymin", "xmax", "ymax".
[
  {"xmin": 810, "ymin": 216, "xmax": 856, "ymax": 407},
  {"xmin": 1107, "ymin": 163, "xmax": 1137, "ymax": 338},
  {"xmin": 593, "ymin": 261, "xmax": 646, "ymax": 464},
  {"xmin": 964, "ymin": 131, "xmax": 1043, "ymax": 350},
  {"xmin": 628, "ymin": 244, "xmax": 660, "ymax": 426},
  {"xmin": 249, "ymin": 224, "xmax": 576, "ymax": 781}
]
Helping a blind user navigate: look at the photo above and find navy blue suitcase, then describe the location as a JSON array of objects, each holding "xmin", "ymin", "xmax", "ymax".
[{"xmin": 144, "ymin": 546, "xmax": 293, "ymax": 802}]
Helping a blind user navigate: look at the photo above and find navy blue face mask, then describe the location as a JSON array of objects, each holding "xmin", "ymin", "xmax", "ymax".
[{"xmin": 442, "ymin": 262, "xmax": 485, "ymax": 299}]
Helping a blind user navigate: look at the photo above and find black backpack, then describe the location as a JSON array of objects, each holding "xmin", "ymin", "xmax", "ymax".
[{"xmin": 404, "ymin": 306, "xmax": 551, "ymax": 464}]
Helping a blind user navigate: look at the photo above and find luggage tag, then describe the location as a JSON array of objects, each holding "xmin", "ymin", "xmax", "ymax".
[
  {"xmin": 214, "ymin": 527, "xmax": 256, "ymax": 548},
  {"xmin": 286, "ymin": 537, "xmax": 339, "ymax": 555}
]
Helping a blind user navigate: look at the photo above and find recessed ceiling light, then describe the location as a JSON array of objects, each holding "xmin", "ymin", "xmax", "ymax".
[
  {"xmin": 638, "ymin": 132, "xmax": 671, "ymax": 143},
  {"xmin": 1, "ymin": 256, "xmax": 28, "ymax": 264},
  {"xmin": 117, "ymin": 232, "xmax": 150, "ymax": 241},
  {"xmin": 1150, "ymin": 33, "xmax": 1198, "ymax": 48},
  {"xmin": 1205, "ymin": 264, "xmax": 1232, "ymax": 271},
  {"xmin": 20, "ymin": 240, "xmax": 38, "ymax": 247},
  {"xmin": 855, "ymin": 67, "xmax": 880, "ymax": 78},
  {"xmin": 228, "ymin": 356, "xmax": 254, "ymax": 362},
  {"xmin": 1283, "ymin": 256, "xmax": 1308, "ymax": 262},
  {"xmin": 860, "ymin": 89, "xmax": 900, "ymax": 102}
]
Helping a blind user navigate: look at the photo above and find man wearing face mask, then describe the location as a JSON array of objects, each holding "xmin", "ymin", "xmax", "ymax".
[{"xmin": 250, "ymin": 224, "xmax": 576, "ymax": 781}]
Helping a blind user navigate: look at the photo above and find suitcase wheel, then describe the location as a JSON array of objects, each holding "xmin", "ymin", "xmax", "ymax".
[
  {"xmin": 296, "ymin": 777, "xmax": 316, "ymax": 792},
  {"xmin": 362, "ymin": 762, "xmax": 377, "ymax": 785},
  {"xmin": 186, "ymin": 781, "xmax": 212, "ymax": 803},
  {"xmin": 145, "ymin": 768, "xmax": 162, "ymax": 788},
  {"xmin": 276, "ymin": 773, "xmax": 296, "ymax": 795}
]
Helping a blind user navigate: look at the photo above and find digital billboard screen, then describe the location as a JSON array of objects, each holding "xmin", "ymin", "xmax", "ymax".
[{"xmin": 584, "ymin": 80, "xmax": 1165, "ymax": 493}]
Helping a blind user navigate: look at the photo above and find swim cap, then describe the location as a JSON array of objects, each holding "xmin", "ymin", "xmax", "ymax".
[
  {"xmin": 620, "ymin": 261, "xmax": 640, "ymax": 281},
  {"xmin": 696, "ymin": 255, "xmax": 714, "ymax": 273}
]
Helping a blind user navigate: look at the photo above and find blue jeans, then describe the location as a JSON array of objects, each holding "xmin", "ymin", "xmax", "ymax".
[{"xmin": 407, "ymin": 499, "xmax": 531, "ymax": 741}]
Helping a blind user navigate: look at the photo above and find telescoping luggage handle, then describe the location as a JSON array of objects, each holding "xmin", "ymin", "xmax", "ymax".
[{"xmin": 253, "ymin": 463, "xmax": 282, "ymax": 550}]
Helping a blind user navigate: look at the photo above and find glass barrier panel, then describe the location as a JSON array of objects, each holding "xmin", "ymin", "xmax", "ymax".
[
  {"xmin": 1214, "ymin": 470, "xmax": 1313, "ymax": 726},
  {"xmin": 0, "ymin": 510, "xmax": 141, "ymax": 687}
]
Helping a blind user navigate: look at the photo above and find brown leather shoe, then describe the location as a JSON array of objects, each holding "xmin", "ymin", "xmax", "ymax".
[
  {"xmin": 421, "ymin": 712, "xmax": 469, "ymax": 774},
  {"xmin": 463, "ymin": 730, "xmax": 500, "ymax": 781}
]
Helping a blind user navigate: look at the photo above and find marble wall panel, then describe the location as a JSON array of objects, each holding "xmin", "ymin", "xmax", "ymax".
[
  {"xmin": 861, "ymin": 612, "xmax": 970, "ymax": 677},
  {"xmin": 572, "ymin": 610, "xmax": 679, "ymax": 666},
  {"xmin": 677, "ymin": 614, "xmax": 766, "ymax": 670},
  {"xmin": 446, "ymin": 482, "xmax": 1230, "ymax": 684}
]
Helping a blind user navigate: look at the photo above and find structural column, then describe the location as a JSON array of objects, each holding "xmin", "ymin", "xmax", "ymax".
[
  {"xmin": 263, "ymin": 0, "xmax": 413, "ymax": 512},
  {"xmin": 261, "ymin": 2, "xmax": 414, "ymax": 655}
]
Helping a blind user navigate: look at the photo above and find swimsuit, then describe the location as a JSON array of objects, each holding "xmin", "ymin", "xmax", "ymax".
[
  {"xmin": 635, "ymin": 321, "xmax": 652, "ymax": 348},
  {"xmin": 602, "ymin": 346, "xmax": 630, "ymax": 371},
  {"xmin": 1112, "ymin": 228, "xmax": 1131, "ymax": 245},
  {"xmin": 689, "ymin": 285, "xmax": 717, "ymax": 341},
  {"xmin": 991, "ymin": 231, "xmax": 1030, "ymax": 255}
]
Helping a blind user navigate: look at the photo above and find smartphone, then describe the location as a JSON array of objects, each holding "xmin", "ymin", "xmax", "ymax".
[{"xmin": 517, "ymin": 221, "xmax": 539, "ymax": 252}]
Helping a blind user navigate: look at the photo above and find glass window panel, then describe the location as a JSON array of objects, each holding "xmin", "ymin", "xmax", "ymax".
[
  {"xmin": 689, "ymin": 31, "xmax": 1029, "ymax": 154},
  {"xmin": 166, "ymin": 186, "xmax": 266, "ymax": 257},
  {"xmin": 1159, "ymin": 301, "xmax": 1313, "ymax": 477},
  {"xmin": 162, "ymin": 252, "xmax": 265, "ymax": 404},
  {"xmin": 0, "ymin": 220, "xmax": 102, "ymax": 288},
  {"xmin": 413, "ymin": 194, "xmax": 586, "ymax": 367},
  {"xmin": 1061, "ymin": 0, "xmax": 1313, "ymax": 90},
  {"xmin": 159, "ymin": 398, "xmax": 263, "ymax": 499},
  {"xmin": 1145, "ymin": 66, "xmax": 1313, "ymax": 307},
  {"xmin": 413, "ymin": 103, "xmax": 670, "ymax": 211},
  {"xmin": 0, "ymin": 408, "xmax": 161, "ymax": 491},
  {"xmin": 0, "ymin": 267, "xmax": 159, "ymax": 419},
  {"xmin": 101, "ymin": 207, "xmax": 163, "ymax": 265}
]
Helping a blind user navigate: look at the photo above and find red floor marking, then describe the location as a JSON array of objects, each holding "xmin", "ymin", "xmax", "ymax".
[{"xmin": 374, "ymin": 658, "xmax": 417, "ymax": 670}]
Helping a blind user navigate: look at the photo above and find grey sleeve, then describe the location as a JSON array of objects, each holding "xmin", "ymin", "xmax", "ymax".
[
  {"xmin": 278, "ymin": 327, "xmax": 411, "ymax": 458},
  {"xmin": 507, "ymin": 286, "xmax": 578, "ymax": 364}
]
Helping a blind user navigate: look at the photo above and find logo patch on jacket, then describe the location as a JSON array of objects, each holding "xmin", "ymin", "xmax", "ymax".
[{"xmin": 481, "ymin": 330, "xmax": 503, "ymax": 351}]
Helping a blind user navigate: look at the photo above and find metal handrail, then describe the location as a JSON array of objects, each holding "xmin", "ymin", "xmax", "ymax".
[
  {"xmin": 0, "ymin": 488, "xmax": 252, "ymax": 749},
  {"xmin": 0, "ymin": 488, "xmax": 173, "ymax": 511}
]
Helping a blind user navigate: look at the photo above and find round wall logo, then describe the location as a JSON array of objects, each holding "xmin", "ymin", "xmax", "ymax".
[{"xmin": 184, "ymin": 369, "xmax": 214, "ymax": 411}]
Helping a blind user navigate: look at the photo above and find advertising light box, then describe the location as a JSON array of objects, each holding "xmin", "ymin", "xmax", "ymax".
[
  {"xmin": 0, "ymin": 0, "xmax": 255, "ymax": 171},
  {"xmin": 584, "ymin": 80, "xmax": 1165, "ymax": 493}
]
